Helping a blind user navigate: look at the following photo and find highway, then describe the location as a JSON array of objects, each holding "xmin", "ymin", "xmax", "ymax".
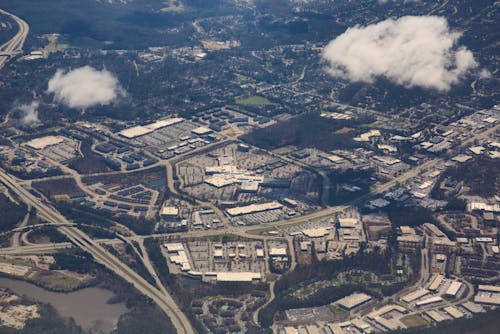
[
  {"xmin": 0, "ymin": 169, "xmax": 194, "ymax": 334},
  {"xmin": 0, "ymin": 8, "xmax": 29, "ymax": 70}
]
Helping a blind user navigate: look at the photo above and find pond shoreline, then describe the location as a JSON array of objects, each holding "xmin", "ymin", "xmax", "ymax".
[{"xmin": 0, "ymin": 276, "xmax": 128, "ymax": 333}]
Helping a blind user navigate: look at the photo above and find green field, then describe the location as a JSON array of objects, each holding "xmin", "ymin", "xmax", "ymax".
[{"xmin": 236, "ymin": 96, "xmax": 276, "ymax": 106}]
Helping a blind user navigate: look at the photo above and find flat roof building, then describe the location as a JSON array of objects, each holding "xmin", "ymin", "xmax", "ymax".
[
  {"xmin": 461, "ymin": 301, "xmax": 483, "ymax": 314},
  {"xmin": 164, "ymin": 243, "xmax": 184, "ymax": 252},
  {"xmin": 367, "ymin": 304, "xmax": 407, "ymax": 320},
  {"xmin": 336, "ymin": 292, "xmax": 372, "ymax": 310},
  {"xmin": 160, "ymin": 206, "xmax": 179, "ymax": 218},
  {"xmin": 226, "ymin": 202, "xmax": 282, "ymax": 217},
  {"xmin": 215, "ymin": 272, "xmax": 261, "ymax": 282},
  {"xmin": 478, "ymin": 285, "xmax": 500, "ymax": 293},
  {"xmin": 269, "ymin": 248, "xmax": 287, "ymax": 257},
  {"xmin": 338, "ymin": 218, "xmax": 358, "ymax": 228},
  {"xmin": 416, "ymin": 296, "xmax": 443, "ymax": 307},
  {"xmin": 474, "ymin": 294, "xmax": 500, "ymax": 305},
  {"xmin": 374, "ymin": 317, "xmax": 398, "ymax": 331},
  {"xmin": 302, "ymin": 228, "xmax": 329, "ymax": 238},
  {"xmin": 25, "ymin": 136, "xmax": 65, "ymax": 150},
  {"xmin": 443, "ymin": 306, "xmax": 464, "ymax": 319},
  {"xmin": 401, "ymin": 288, "xmax": 430, "ymax": 303},
  {"xmin": 119, "ymin": 118, "xmax": 183, "ymax": 138},
  {"xmin": 426, "ymin": 310, "xmax": 446, "ymax": 322},
  {"xmin": 428, "ymin": 274, "xmax": 444, "ymax": 291},
  {"xmin": 191, "ymin": 126, "xmax": 212, "ymax": 135},
  {"xmin": 445, "ymin": 281, "xmax": 463, "ymax": 298}
]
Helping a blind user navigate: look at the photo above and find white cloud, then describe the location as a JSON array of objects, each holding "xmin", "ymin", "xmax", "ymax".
[
  {"xmin": 47, "ymin": 66, "xmax": 125, "ymax": 109},
  {"xmin": 16, "ymin": 101, "xmax": 40, "ymax": 126},
  {"xmin": 322, "ymin": 16, "xmax": 479, "ymax": 91}
]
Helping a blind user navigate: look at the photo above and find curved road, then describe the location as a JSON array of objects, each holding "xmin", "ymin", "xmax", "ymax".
[
  {"xmin": 0, "ymin": 169, "xmax": 194, "ymax": 334},
  {"xmin": 0, "ymin": 8, "xmax": 29, "ymax": 70}
]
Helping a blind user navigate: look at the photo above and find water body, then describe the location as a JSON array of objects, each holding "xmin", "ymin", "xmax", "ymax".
[{"xmin": 0, "ymin": 277, "xmax": 128, "ymax": 333}]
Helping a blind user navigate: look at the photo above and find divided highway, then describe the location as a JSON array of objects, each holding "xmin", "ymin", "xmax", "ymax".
[
  {"xmin": 0, "ymin": 169, "xmax": 194, "ymax": 334},
  {"xmin": 0, "ymin": 9, "xmax": 29, "ymax": 70}
]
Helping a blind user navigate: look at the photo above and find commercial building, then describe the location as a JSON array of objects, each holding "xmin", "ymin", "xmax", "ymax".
[
  {"xmin": 428, "ymin": 274, "xmax": 444, "ymax": 292},
  {"xmin": 118, "ymin": 118, "xmax": 183, "ymax": 138},
  {"xmin": 336, "ymin": 292, "xmax": 372, "ymax": 310},
  {"xmin": 269, "ymin": 248, "xmax": 287, "ymax": 257},
  {"xmin": 478, "ymin": 285, "xmax": 500, "ymax": 293},
  {"xmin": 25, "ymin": 136, "xmax": 65, "ymax": 150},
  {"xmin": 474, "ymin": 294, "xmax": 500, "ymax": 305},
  {"xmin": 401, "ymin": 289, "xmax": 430, "ymax": 303},
  {"xmin": 374, "ymin": 317, "xmax": 398, "ymax": 331},
  {"xmin": 338, "ymin": 218, "xmax": 358, "ymax": 228},
  {"xmin": 302, "ymin": 228, "xmax": 329, "ymax": 238},
  {"xmin": 461, "ymin": 301, "xmax": 483, "ymax": 314},
  {"xmin": 160, "ymin": 206, "xmax": 179, "ymax": 219},
  {"xmin": 367, "ymin": 304, "xmax": 407, "ymax": 320},
  {"xmin": 191, "ymin": 126, "xmax": 212, "ymax": 136},
  {"xmin": 445, "ymin": 281, "xmax": 463, "ymax": 298},
  {"xmin": 443, "ymin": 306, "xmax": 464, "ymax": 319},
  {"xmin": 226, "ymin": 202, "xmax": 283, "ymax": 217},
  {"xmin": 397, "ymin": 235, "xmax": 424, "ymax": 252},
  {"xmin": 164, "ymin": 243, "xmax": 184, "ymax": 253},
  {"xmin": 215, "ymin": 272, "xmax": 261, "ymax": 282},
  {"xmin": 350, "ymin": 318, "xmax": 371, "ymax": 333},
  {"xmin": 415, "ymin": 296, "xmax": 443, "ymax": 307},
  {"xmin": 425, "ymin": 310, "xmax": 446, "ymax": 322}
]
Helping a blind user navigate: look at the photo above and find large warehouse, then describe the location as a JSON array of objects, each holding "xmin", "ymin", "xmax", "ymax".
[{"xmin": 335, "ymin": 292, "xmax": 372, "ymax": 310}]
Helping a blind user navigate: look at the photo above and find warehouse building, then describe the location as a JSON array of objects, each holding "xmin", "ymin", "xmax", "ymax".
[
  {"xmin": 445, "ymin": 281, "xmax": 463, "ymax": 298},
  {"xmin": 226, "ymin": 201, "xmax": 283, "ymax": 217},
  {"xmin": 215, "ymin": 272, "xmax": 261, "ymax": 282},
  {"xmin": 443, "ymin": 306, "xmax": 464, "ymax": 319},
  {"xmin": 119, "ymin": 118, "xmax": 183, "ymax": 138},
  {"xmin": 428, "ymin": 274, "xmax": 445, "ymax": 291},
  {"xmin": 335, "ymin": 292, "xmax": 372, "ymax": 310},
  {"xmin": 25, "ymin": 136, "xmax": 65, "ymax": 150},
  {"xmin": 415, "ymin": 296, "xmax": 443, "ymax": 307},
  {"xmin": 401, "ymin": 288, "xmax": 430, "ymax": 303}
]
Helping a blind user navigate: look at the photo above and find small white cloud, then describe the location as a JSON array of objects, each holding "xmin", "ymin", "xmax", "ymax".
[
  {"xmin": 47, "ymin": 66, "xmax": 126, "ymax": 109},
  {"xmin": 322, "ymin": 16, "xmax": 479, "ymax": 91},
  {"xmin": 16, "ymin": 101, "xmax": 40, "ymax": 127},
  {"xmin": 479, "ymin": 68, "xmax": 492, "ymax": 79}
]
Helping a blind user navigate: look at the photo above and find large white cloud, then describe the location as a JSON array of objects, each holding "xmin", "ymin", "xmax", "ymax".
[
  {"xmin": 47, "ymin": 66, "xmax": 125, "ymax": 109},
  {"xmin": 16, "ymin": 101, "xmax": 40, "ymax": 126},
  {"xmin": 322, "ymin": 16, "xmax": 478, "ymax": 91}
]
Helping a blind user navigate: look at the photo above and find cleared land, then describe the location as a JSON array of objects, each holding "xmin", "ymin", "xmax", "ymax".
[
  {"xmin": 400, "ymin": 314, "xmax": 429, "ymax": 328},
  {"xmin": 236, "ymin": 96, "xmax": 276, "ymax": 106}
]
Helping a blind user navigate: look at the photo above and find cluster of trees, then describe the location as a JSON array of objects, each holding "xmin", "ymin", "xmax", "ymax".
[
  {"xmin": 259, "ymin": 250, "xmax": 393, "ymax": 327},
  {"xmin": 28, "ymin": 226, "xmax": 68, "ymax": 243},
  {"xmin": 385, "ymin": 204, "xmax": 436, "ymax": 227},
  {"xmin": 0, "ymin": 194, "xmax": 27, "ymax": 233},
  {"xmin": 50, "ymin": 251, "xmax": 95, "ymax": 274},
  {"xmin": 67, "ymin": 140, "xmax": 111, "ymax": 174},
  {"xmin": 242, "ymin": 111, "xmax": 375, "ymax": 151}
]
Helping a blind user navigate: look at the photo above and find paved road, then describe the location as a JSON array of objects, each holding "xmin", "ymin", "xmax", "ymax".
[
  {"xmin": 0, "ymin": 169, "xmax": 194, "ymax": 334},
  {"xmin": 0, "ymin": 9, "xmax": 29, "ymax": 70},
  {"xmin": 0, "ymin": 242, "xmax": 73, "ymax": 255},
  {"xmin": 10, "ymin": 205, "xmax": 30, "ymax": 248}
]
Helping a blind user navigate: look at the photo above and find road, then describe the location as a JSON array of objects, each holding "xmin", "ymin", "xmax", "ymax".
[
  {"xmin": 0, "ymin": 168, "xmax": 194, "ymax": 334},
  {"xmin": 10, "ymin": 205, "xmax": 30, "ymax": 248},
  {"xmin": 0, "ymin": 9, "xmax": 29, "ymax": 70}
]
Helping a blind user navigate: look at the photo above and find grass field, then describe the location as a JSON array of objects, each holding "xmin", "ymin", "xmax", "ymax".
[
  {"xmin": 400, "ymin": 314, "xmax": 429, "ymax": 328},
  {"xmin": 35, "ymin": 270, "xmax": 88, "ymax": 291},
  {"xmin": 236, "ymin": 96, "xmax": 276, "ymax": 106}
]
